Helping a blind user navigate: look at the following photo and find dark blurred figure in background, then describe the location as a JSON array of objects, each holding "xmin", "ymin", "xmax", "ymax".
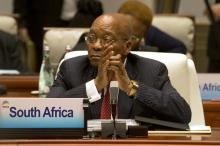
[
  {"xmin": 209, "ymin": 2, "xmax": 220, "ymax": 21},
  {"xmin": 13, "ymin": 0, "xmax": 102, "ymax": 71},
  {"xmin": 70, "ymin": 0, "xmax": 103, "ymax": 27},
  {"xmin": 13, "ymin": 0, "xmax": 71, "ymax": 71},
  {"xmin": 0, "ymin": 30, "xmax": 25, "ymax": 72},
  {"xmin": 118, "ymin": 0, "xmax": 187, "ymax": 54},
  {"xmin": 71, "ymin": 0, "xmax": 186, "ymax": 54},
  {"xmin": 205, "ymin": 0, "xmax": 220, "ymax": 72}
]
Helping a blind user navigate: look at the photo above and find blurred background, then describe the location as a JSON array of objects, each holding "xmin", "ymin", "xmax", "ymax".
[{"xmin": 0, "ymin": 0, "xmax": 217, "ymax": 73}]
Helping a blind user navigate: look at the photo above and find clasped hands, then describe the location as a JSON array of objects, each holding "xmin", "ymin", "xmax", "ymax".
[{"xmin": 94, "ymin": 46, "xmax": 131, "ymax": 93}]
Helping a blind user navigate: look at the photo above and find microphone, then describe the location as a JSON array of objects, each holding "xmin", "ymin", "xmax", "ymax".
[
  {"xmin": 109, "ymin": 81, "xmax": 119, "ymax": 139},
  {"xmin": 109, "ymin": 81, "xmax": 119, "ymax": 105}
]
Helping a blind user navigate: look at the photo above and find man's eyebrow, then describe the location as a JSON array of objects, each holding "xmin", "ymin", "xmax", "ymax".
[
  {"xmin": 101, "ymin": 30, "xmax": 118, "ymax": 38},
  {"xmin": 102, "ymin": 33, "xmax": 114, "ymax": 38},
  {"xmin": 88, "ymin": 29, "xmax": 95, "ymax": 34},
  {"xmin": 88, "ymin": 30, "xmax": 117, "ymax": 38}
]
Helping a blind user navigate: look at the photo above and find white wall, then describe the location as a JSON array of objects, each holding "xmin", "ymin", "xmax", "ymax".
[
  {"xmin": 178, "ymin": 0, "xmax": 215, "ymax": 22},
  {"xmin": 1, "ymin": 0, "xmax": 212, "ymax": 18},
  {"xmin": 100, "ymin": 0, "xmax": 155, "ymax": 13},
  {"xmin": 0, "ymin": 0, "xmax": 13, "ymax": 13}
]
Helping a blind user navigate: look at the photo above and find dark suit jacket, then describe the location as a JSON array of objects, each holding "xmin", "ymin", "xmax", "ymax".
[
  {"xmin": 145, "ymin": 26, "xmax": 187, "ymax": 54},
  {"xmin": 0, "ymin": 31, "xmax": 25, "ymax": 72},
  {"xmin": 48, "ymin": 53, "xmax": 191, "ymax": 124},
  {"xmin": 69, "ymin": 0, "xmax": 103, "ymax": 27}
]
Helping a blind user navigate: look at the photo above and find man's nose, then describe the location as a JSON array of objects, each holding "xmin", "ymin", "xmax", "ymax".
[{"xmin": 92, "ymin": 39, "xmax": 103, "ymax": 51}]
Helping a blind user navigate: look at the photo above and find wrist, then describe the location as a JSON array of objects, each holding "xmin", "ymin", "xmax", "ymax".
[
  {"xmin": 126, "ymin": 80, "xmax": 139, "ymax": 96},
  {"xmin": 94, "ymin": 78, "xmax": 102, "ymax": 92}
]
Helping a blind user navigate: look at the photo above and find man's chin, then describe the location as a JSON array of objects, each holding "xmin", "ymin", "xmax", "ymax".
[
  {"xmin": 90, "ymin": 60, "xmax": 99, "ymax": 66},
  {"xmin": 89, "ymin": 56, "xmax": 101, "ymax": 66}
]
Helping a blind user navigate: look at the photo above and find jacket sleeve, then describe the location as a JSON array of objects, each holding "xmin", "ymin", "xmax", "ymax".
[
  {"xmin": 145, "ymin": 26, "xmax": 187, "ymax": 54},
  {"xmin": 134, "ymin": 63, "xmax": 191, "ymax": 124},
  {"xmin": 47, "ymin": 61, "xmax": 87, "ymax": 98}
]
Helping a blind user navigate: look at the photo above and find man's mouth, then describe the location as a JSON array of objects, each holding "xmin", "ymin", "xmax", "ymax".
[{"xmin": 91, "ymin": 54, "xmax": 101, "ymax": 59}]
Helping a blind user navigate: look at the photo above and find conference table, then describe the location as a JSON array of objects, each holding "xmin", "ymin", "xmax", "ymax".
[
  {"xmin": 0, "ymin": 128, "xmax": 219, "ymax": 145},
  {"xmin": 0, "ymin": 75, "xmax": 38, "ymax": 97},
  {"xmin": 1, "ymin": 75, "xmax": 220, "ymax": 127},
  {"xmin": 0, "ymin": 75, "xmax": 220, "ymax": 146}
]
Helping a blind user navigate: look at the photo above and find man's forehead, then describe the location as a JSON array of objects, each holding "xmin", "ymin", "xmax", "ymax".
[
  {"xmin": 93, "ymin": 15, "xmax": 115, "ymax": 25},
  {"xmin": 91, "ymin": 16, "xmax": 115, "ymax": 29},
  {"xmin": 90, "ymin": 16, "xmax": 117, "ymax": 35},
  {"xmin": 90, "ymin": 14, "xmax": 131, "ymax": 38},
  {"xmin": 89, "ymin": 28, "xmax": 114, "ymax": 35}
]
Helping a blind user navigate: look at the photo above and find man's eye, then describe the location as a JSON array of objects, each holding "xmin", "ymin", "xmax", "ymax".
[
  {"xmin": 88, "ymin": 35, "xmax": 97, "ymax": 42},
  {"xmin": 103, "ymin": 36, "xmax": 114, "ymax": 44}
]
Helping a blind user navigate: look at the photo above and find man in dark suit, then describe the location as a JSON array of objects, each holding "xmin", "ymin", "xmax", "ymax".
[
  {"xmin": 13, "ymin": 0, "xmax": 103, "ymax": 71},
  {"xmin": 48, "ymin": 13, "xmax": 191, "ymax": 124},
  {"xmin": 118, "ymin": 0, "xmax": 187, "ymax": 54},
  {"xmin": 0, "ymin": 30, "xmax": 25, "ymax": 72},
  {"xmin": 13, "ymin": 0, "xmax": 65, "ymax": 71},
  {"xmin": 205, "ymin": 0, "xmax": 220, "ymax": 72}
]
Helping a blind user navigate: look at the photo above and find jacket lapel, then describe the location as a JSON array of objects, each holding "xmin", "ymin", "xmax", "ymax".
[
  {"xmin": 118, "ymin": 54, "xmax": 138, "ymax": 118},
  {"xmin": 82, "ymin": 60, "xmax": 98, "ymax": 83}
]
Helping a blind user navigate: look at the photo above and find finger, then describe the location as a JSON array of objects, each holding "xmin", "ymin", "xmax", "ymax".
[
  {"xmin": 102, "ymin": 45, "xmax": 113, "ymax": 58},
  {"xmin": 107, "ymin": 70, "xmax": 114, "ymax": 81},
  {"xmin": 109, "ymin": 56, "xmax": 123, "ymax": 69},
  {"xmin": 109, "ymin": 60, "xmax": 122, "ymax": 67},
  {"xmin": 109, "ymin": 54, "xmax": 122, "ymax": 63},
  {"xmin": 108, "ymin": 66, "xmax": 124, "ymax": 81},
  {"xmin": 104, "ymin": 45, "xmax": 115, "ymax": 58},
  {"xmin": 101, "ymin": 50, "xmax": 113, "ymax": 64},
  {"xmin": 109, "ymin": 54, "xmax": 121, "ymax": 59},
  {"xmin": 99, "ymin": 59, "xmax": 109, "ymax": 72},
  {"xmin": 108, "ymin": 65, "xmax": 119, "ymax": 72},
  {"xmin": 109, "ymin": 63, "xmax": 127, "ymax": 76}
]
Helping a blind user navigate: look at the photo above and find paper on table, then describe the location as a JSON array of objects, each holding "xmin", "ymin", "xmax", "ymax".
[
  {"xmin": 0, "ymin": 69, "xmax": 20, "ymax": 75},
  {"xmin": 143, "ymin": 125, "xmax": 211, "ymax": 135},
  {"xmin": 88, "ymin": 119, "xmax": 211, "ymax": 134},
  {"xmin": 190, "ymin": 125, "xmax": 211, "ymax": 131},
  {"xmin": 87, "ymin": 119, "xmax": 139, "ymax": 132}
]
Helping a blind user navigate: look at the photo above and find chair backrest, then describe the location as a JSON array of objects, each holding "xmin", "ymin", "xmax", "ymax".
[
  {"xmin": 43, "ymin": 14, "xmax": 195, "ymax": 69},
  {"xmin": 60, "ymin": 51, "xmax": 205, "ymax": 126},
  {"xmin": 43, "ymin": 27, "xmax": 89, "ymax": 69},
  {"xmin": 153, "ymin": 15, "xmax": 195, "ymax": 57},
  {"xmin": 0, "ymin": 14, "xmax": 17, "ymax": 35}
]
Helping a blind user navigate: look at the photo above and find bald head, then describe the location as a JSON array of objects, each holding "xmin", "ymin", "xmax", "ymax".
[
  {"xmin": 91, "ymin": 13, "xmax": 132, "ymax": 40},
  {"xmin": 87, "ymin": 13, "xmax": 133, "ymax": 66}
]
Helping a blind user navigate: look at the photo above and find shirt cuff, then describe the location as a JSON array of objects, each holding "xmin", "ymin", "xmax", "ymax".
[{"xmin": 86, "ymin": 79, "xmax": 101, "ymax": 103}]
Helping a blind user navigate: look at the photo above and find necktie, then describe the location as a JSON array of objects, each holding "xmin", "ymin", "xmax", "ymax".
[{"xmin": 100, "ymin": 87, "xmax": 111, "ymax": 119}]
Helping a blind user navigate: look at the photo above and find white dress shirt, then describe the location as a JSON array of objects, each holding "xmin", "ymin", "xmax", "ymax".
[{"xmin": 86, "ymin": 79, "xmax": 101, "ymax": 103}]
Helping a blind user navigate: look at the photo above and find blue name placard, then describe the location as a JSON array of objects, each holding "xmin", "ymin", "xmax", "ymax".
[
  {"xmin": 0, "ymin": 98, "xmax": 84, "ymax": 128},
  {"xmin": 198, "ymin": 73, "xmax": 220, "ymax": 100}
]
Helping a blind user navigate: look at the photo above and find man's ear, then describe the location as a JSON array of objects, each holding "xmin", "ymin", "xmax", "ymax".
[{"xmin": 125, "ymin": 40, "xmax": 132, "ymax": 54}]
